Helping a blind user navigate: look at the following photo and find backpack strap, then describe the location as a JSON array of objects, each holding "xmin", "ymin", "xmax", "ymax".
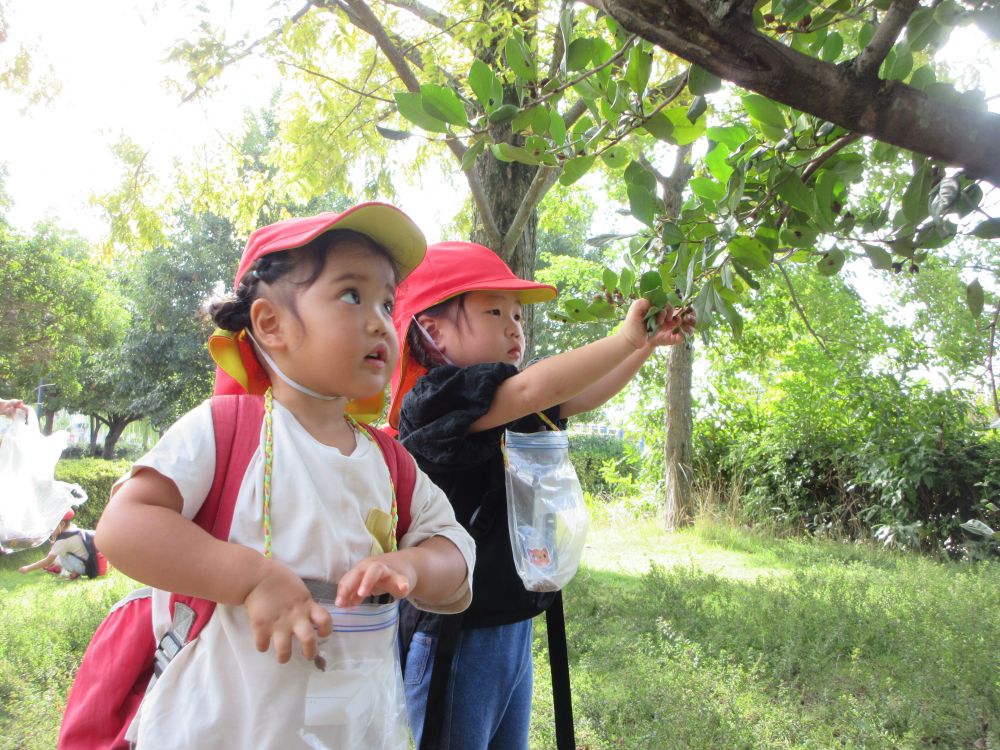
[
  {"xmin": 168, "ymin": 395, "xmax": 265, "ymax": 642},
  {"xmin": 365, "ymin": 424, "xmax": 415, "ymax": 540}
]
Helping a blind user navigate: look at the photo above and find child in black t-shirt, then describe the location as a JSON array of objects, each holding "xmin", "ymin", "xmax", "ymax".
[{"xmin": 387, "ymin": 240, "xmax": 695, "ymax": 749}]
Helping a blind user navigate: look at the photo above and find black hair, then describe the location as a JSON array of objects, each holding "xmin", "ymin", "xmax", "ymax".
[
  {"xmin": 406, "ymin": 295, "xmax": 470, "ymax": 370},
  {"xmin": 206, "ymin": 229, "xmax": 399, "ymax": 332}
]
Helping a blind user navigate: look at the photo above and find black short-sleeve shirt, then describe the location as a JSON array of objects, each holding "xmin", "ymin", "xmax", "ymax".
[{"xmin": 398, "ymin": 362, "xmax": 564, "ymax": 629}]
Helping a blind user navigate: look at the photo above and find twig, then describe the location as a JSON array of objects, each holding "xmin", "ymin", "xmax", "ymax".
[
  {"xmin": 852, "ymin": 0, "xmax": 919, "ymax": 79},
  {"xmin": 988, "ymin": 299, "xmax": 1000, "ymax": 418},
  {"xmin": 777, "ymin": 263, "xmax": 831, "ymax": 354}
]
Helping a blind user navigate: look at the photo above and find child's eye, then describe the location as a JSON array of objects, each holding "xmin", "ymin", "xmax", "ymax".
[
  {"xmin": 487, "ymin": 308, "xmax": 501, "ymax": 316},
  {"xmin": 514, "ymin": 313, "xmax": 522, "ymax": 322},
  {"xmin": 339, "ymin": 290, "xmax": 361, "ymax": 304},
  {"xmin": 383, "ymin": 299, "xmax": 395, "ymax": 315}
]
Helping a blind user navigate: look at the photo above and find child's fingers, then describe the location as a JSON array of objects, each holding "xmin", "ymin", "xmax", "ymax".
[
  {"xmin": 311, "ymin": 602, "xmax": 332, "ymax": 638},
  {"xmin": 293, "ymin": 618, "xmax": 318, "ymax": 661},
  {"xmin": 251, "ymin": 622, "xmax": 272, "ymax": 654},
  {"xmin": 272, "ymin": 628, "xmax": 293, "ymax": 664}
]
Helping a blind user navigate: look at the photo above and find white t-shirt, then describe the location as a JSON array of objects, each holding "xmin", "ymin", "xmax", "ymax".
[
  {"xmin": 118, "ymin": 399, "xmax": 474, "ymax": 749},
  {"xmin": 50, "ymin": 528, "xmax": 88, "ymax": 571}
]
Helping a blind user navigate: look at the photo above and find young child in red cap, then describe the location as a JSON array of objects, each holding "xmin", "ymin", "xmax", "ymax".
[
  {"xmin": 388, "ymin": 241, "xmax": 695, "ymax": 750},
  {"xmin": 18, "ymin": 509, "xmax": 96, "ymax": 579},
  {"xmin": 94, "ymin": 204, "xmax": 475, "ymax": 749}
]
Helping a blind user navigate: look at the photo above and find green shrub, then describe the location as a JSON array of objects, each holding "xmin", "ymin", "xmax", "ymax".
[
  {"xmin": 570, "ymin": 434, "xmax": 639, "ymax": 497},
  {"xmin": 54, "ymin": 459, "xmax": 131, "ymax": 530}
]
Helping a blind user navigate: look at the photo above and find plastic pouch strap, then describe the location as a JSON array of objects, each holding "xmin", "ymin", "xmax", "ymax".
[{"xmin": 418, "ymin": 503, "xmax": 495, "ymax": 750}]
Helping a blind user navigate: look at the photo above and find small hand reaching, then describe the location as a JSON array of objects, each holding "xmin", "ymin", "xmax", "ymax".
[
  {"xmin": 336, "ymin": 553, "xmax": 415, "ymax": 607},
  {"xmin": 0, "ymin": 398, "xmax": 27, "ymax": 419},
  {"xmin": 646, "ymin": 304, "xmax": 696, "ymax": 347},
  {"xmin": 243, "ymin": 558, "xmax": 332, "ymax": 663}
]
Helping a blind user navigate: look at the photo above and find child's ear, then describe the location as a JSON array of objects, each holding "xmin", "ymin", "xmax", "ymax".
[
  {"xmin": 250, "ymin": 298, "xmax": 286, "ymax": 349},
  {"xmin": 416, "ymin": 315, "xmax": 443, "ymax": 346}
]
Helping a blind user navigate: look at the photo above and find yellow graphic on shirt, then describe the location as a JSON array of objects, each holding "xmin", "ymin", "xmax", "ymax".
[{"xmin": 366, "ymin": 508, "xmax": 393, "ymax": 556}]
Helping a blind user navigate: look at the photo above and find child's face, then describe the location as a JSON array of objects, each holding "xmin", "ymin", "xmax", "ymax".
[
  {"xmin": 437, "ymin": 290, "xmax": 524, "ymax": 368},
  {"xmin": 272, "ymin": 242, "xmax": 399, "ymax": 400}
]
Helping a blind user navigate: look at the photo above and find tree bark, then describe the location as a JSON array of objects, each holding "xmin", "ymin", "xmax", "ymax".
[
  {"xmin": 584, "ymin": 0, "xmax": 1000, "ymax": 185},
  {"xmin": 664, "ymin": 341, "xmax": 694, "ymax": 530}
]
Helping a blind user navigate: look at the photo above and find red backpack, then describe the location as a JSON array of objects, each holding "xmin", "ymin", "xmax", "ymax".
[{"xmin": 58, "ymin": 394, "xmax": 416, "ymax": 750}]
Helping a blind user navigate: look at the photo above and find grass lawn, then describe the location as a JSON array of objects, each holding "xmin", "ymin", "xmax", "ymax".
[{"xmin": 2, "ymin": 514, "xmax": 997, "ymax": 749}]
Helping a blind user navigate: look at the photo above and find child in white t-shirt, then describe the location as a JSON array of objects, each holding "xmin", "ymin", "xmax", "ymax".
[
  {"xmin": 94, "ymin": 203, "xmax": 475, "ymax": 749},
  {"xmin": 18, "ymin": 509, "xmax": 90, "ymax": 579}
]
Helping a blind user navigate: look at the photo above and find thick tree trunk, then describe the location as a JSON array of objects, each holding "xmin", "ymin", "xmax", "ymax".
[
  {"xmin": 585, "ymin": 0, "xmax": 1000, "ymax": 185},
  {"xmin": 471, "ymin": 150, "xmax": 541, "ymax": 360},
  {"xmin": 101, "ymin": 419, "xmax": 129, "ymax": 460},
  {"xmin": 664, "ymin": 342, "xmax": 694, "ymax": 530}
]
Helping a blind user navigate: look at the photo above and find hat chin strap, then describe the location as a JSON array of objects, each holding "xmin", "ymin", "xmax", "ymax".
[
  {"xmin": 245, "ymin": 331, "xmax": 346, "ymax": 402},
  {"xmin": 411, "ymin": 316, "xmax": 454, "ymax": 366}
]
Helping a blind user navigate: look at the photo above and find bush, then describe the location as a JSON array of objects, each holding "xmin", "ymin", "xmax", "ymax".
[
  {"xmin": 54, "ymin": 459, "xmax": 132, "ymax": 530},
  {"xmin": 570, "ymin": 434, "xmax": 639, "ymax": 497}
]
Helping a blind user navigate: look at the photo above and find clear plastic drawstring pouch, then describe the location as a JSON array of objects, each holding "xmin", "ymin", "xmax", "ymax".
[
  {"xmin": 502, "ymin": 418, "xmax": 588, "ymax": 592},
  {"xmin": 299, "ymin": 581, "xmax": 410, "ymax": 750}
]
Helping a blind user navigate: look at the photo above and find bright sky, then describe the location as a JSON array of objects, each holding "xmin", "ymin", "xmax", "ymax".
[{"xmin": 0, "ymin": 0, "xmax": 464, "ymax": 243}]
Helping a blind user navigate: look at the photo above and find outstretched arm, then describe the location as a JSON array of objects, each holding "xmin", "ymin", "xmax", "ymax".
[
  {"xmin": 0, "ymin": 398, "xmax": 26, "ymax": 418},
  {"xmin": 560, "ymin": 305, "xmax": 696, "ymax": 418},
  {"xmin": 18, "ymin": 552, "xmax": 57, "ymax": 573},
  {"xmin": 97, "ymin": 469, "xmax": 332, "ymax": 662}
]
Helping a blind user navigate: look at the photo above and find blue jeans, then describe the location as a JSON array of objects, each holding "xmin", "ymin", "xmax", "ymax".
[{"xmin": 402, "ymin": 619, "xmax": 534, "ymax": 750}]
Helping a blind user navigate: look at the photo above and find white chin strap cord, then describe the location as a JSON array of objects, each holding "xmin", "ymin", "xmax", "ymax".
[
  {"xmin": 411, "ymin": 316, "xmax": 454, "ymax": 365},
  {"xmin": 244, "ymin": 330, "xmax": 346, "ymax": 401}
]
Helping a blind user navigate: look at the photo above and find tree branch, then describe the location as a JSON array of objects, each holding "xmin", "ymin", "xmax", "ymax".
[
  {"xmin": 585, "ymin": 0, "xmax": 1000, "ymax": 185},
  {"xmin": 852, "ymin": 0, "xmax": 919, "ymax": 79},
  {"xmin": 777, "ymin": 262, "xmax": 831, "ymax": 354},
  {"xmin": 988, "ymin": 299, "xmax": 1000, "ymax": 418},
  {"xmin": 501, "ymin": 167, "xmax": 561, "ymax": 255},
  {"xmin": 383, "ymin": 0, "xmax": 451, "ymax": 31},
  {"xmin": 271, "ymin": 56, "xmax": 395, "ymax": 102},
  {"xmin": 338, "ymin": 0, "xmax": 501, "ymax": 246}
]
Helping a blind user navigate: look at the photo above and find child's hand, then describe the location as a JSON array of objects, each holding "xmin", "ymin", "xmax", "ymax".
[
  {"xmin": 621, "ymin": 299, "xmax": 657, "ymax": 349},
  {"xmin": 336, "ymin": 554, "xmax": 415, "ymax": 607},
  {"xmin": 646, "ymin": 304, "xmax": 696, "ymax": 347},
  {"xmin": 18, "ymin": 565, "xmax": 29, "ymax": 574},
  {"xmin": 243, "ymin": 559, "xmax": 332, "ymax": 663}
]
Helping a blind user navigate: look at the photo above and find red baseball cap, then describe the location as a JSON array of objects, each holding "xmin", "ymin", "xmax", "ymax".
[
  {"xmin": 62, "ymin": 509, "xmax": 75, "ymax": 521},
  {"xmin": 213, "ymin": 202, "xmax": 427, "ymax": 408},
  {"xmin": 387, "ymin": 241, "xmax": 557, "ymax": 431}
]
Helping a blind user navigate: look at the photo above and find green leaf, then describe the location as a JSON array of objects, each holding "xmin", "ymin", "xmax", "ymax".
[
  {"xmin": 972, "ymin": 218, "xmax": 1000, "ymax": 239},
  {"xmin": 907, "ymin": 8, "xmax": 946, "ymax": 51},
  {"xmin": 624, "ymin": 160, "xmax": 657, "ymax": 192},
  {"xmin": 688, "ymin": 65, "xmax": 722, "ymax": 95},
  {"xmin": 902, "ymin": 161, "xmax": 932, "ymax": 224},
  {"xmin": 641, "ymin": 111, "xmax": 674, "ymax": 142},
  {"xmin": 559, "ymin": 155, "xmax": 596, "ymax": 186},
  {"xmin": 639, "ymin": 270, "xmax": 662, "ymax": 294},
  {"xmin": 460, "ymin": 138, "xmax": 486, "ymax": 171},
  {"xmin": 820, "ymin": 31, "xmax": 844, "ymax": 62},
  {"xmin": 776, "ymin": 171, "xmax": 815, "ymax": 213},
  {"xmin": 566, "ymin": 38, "xmax": 595, "ymax": 71},
  {"xmin": 375, "ymin": 124, "xmax": 411, "ymax": 141},
  {"xmin": 420, "ymin": 84, "xmax": 468, "ymax": 126},
  {"xmin": 627, "ymin": 184, "xmax": 658, "ymax": 226},
  {"xmin": 690, "ymin": 176, "xmax": 726, "ymax": 204},
  {"xmin": 967, "ymin": 278, "xmax": 984, "ymax": 317},
  {"xmin": 549, "ymin": 109, "xmax": 567, "ymax": 144},
  {"xmin": 741, "ymin": 94, "xmax": 786, "ymax": 131},
  {"xmin": 563, "ymin": 297, "xmax": 596, "ymax": 322},
  {"xmin": 505, "ymin": 32, "xmax": 536, "ymax": 81},
  {"xmin": 664, "ymin": 107, "xmax": 707, "ymax": 145},
  {"xmin": 602, "ymin": 268, "xmax": 619, "ymax": 292},
  {"xmin": 686, "ymin": 95, "xmax": 708, "ymax": 124},
  {"xmin": 625, "ymin": 45, "xmax": 653, "ymax": 96},
  {"xmin": 394, "ymin": 92, "xmax": 449, "ymax": 132},
  {"xmin": 469, "ymin": 59, "xmax": 502, "ymax": 111},
  {"xmin": 706, "ymin": 125, "xmax": 750, "ymax": 150},
  {"xmin": 662, "ymin": 222, "xmax": 685, "ymax": 246},
  {"xmin": 881, "ymin": 43, "xmax": 913, "ymax": 82},
  {"xmin": 587, "ymin": 300, "xmax": 616, "ymax": 319},
  {"xmin": 727, "ymin": 237, "xmax": 771, "ymax": 270},
  {"xmin": 929, "ymin": 176, "xmax": 960, "ymax": 220},
  {"xmin": 619, "ymin": 267, "xmax": 636, "ymax": 296},
  {"xmin": 487, "ymin": 104, "xmax": 520, "ymax": 124},
  {"xmin": 862, "ymin": 243, "xmax": 893, "ymax": 270},
  {"xmin": 813, "ymin": 169, "xmax": 839, "ymax": 231},
  {"xmin": 601, "ymin": 145, "xmax": 630, "ymax": 169},
  {"xmin": 816, "ymin": 247, "xmax": 846, "ymax": 276},
  {"xmin": 490, "ymin": 143, "xmax": 542, "ymax": 165}
]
